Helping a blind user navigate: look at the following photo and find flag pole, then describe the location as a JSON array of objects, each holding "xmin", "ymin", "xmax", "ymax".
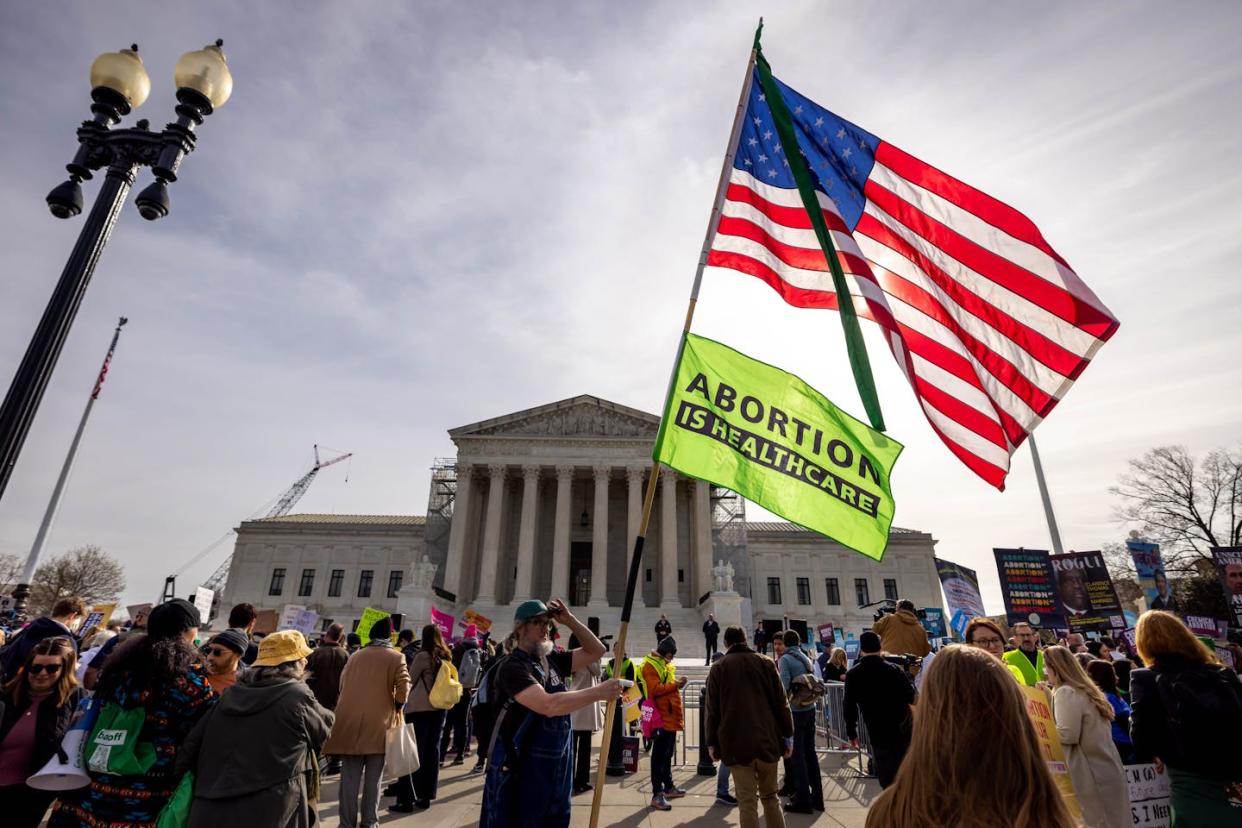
[
  {"xmin": 586, "ymin": 23, "xmax": 762, "ymax": 828},
  {"xmin": 10, "ymin": 316, "xmax": 128, "ymax": 621},
  {"xmin": 1028, "ymin": 434, "xmax": 1065, "ymax": 556}
]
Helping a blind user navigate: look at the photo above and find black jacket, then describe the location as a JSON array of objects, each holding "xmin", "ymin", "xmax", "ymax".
[
  {"xmin": 702, "ymin": 620, "xmax": 720, "ymax": 641},
  {"xmin": 1130, "ymin": 654, "xmax": 1242, "ymax": 774},
  {"xmin": 0, "ymin": 686, "xmax": 83, "ymax": 774},
  {"xmin": 305, "ymin": 641, "xmax": 349, "ymax": 710},
  {"xmin": 842, "ymin": 654, "xmax": 915, "ymax": 745}
]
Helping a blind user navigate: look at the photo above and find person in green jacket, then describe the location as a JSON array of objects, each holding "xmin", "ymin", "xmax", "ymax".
[{"xmin": 1002, "ymin": 622, "xmax": 1046, "ymax": 686}]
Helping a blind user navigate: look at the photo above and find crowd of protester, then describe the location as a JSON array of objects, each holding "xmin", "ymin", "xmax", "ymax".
[{"xmin": 0, "ymin": 589, "xmax": 1239, "ymax": 828}]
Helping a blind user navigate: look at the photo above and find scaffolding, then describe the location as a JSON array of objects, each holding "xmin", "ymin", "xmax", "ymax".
[
  {"xmin": 424, "ymin": 458, "xmax": 457, "ymax": 593},
  {"xmin": 710, "ymin": 486, "xmax": 750, "ymax": 598}
]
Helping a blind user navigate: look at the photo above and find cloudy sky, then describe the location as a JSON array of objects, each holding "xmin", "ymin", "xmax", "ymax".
[{"xmin": 1, "ymin": 2, "xmax": 1239, "ymax": 613}]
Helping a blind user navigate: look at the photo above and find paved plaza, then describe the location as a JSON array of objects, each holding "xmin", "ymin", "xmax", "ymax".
[{"xmin": 317, "ymin": 747, "xmax": 879, "ymax": 828}]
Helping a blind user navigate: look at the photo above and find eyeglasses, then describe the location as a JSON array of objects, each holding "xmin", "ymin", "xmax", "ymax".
[
  {"xmin": 206, "ymin": 647, "xmax": 233, "ymax": 657},
  {"xmin": 27, "ymin": 663, "xmax": 63, "ymax": 675},
  {"xmin": 972, "ymin": 637, "xmax": 1004, "ymax": 646}
]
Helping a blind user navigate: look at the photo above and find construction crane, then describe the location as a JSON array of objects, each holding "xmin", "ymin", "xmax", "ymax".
[{"xmin": 160, "ymin": 444, "xmax": 352, "ymax": 606}]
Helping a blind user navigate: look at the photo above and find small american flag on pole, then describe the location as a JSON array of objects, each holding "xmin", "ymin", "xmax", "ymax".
[
  {"xmin": 707, "ymin": 68, "xmax": 1119, "ymax": 490},
  {"xmin": 91, "ymin": 317, "xmax": 127, "ymax": 400}
]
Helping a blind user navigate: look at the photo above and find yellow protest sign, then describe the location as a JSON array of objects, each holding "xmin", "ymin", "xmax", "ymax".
[
  {"xmin": 356, "ymin": 607, "xmax": 390, "ymax": 645},
  {"xmin": 1021, "ymin": 686, "xmax": 1082, "ymax": 821}
]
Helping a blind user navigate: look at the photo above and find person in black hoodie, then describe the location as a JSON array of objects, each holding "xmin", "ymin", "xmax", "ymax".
[
  {"xmin": 177, "ymin": 630, "xmax": 333, "ymax": 827},
  {"xmin": 1129, "ymin": 611, "xmax": 1242, "ymax": 824},
  {"xmin": 842, "ymin": 631, "xmax": 916, "ymax": 788},
  {"xmin": 0, "ymin": 597, "xmax": 86, "ymax": 682},
  {"xmin": 0, "ymin": 637, "xmax": 83, "ymax": 827}
]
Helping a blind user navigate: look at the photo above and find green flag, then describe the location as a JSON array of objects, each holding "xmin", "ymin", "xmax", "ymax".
[{"xmin": 654, "ymin": 334, "xmax": 903, "ymax": 561}]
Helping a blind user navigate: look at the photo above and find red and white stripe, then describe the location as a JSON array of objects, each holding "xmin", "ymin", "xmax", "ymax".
[{"xmin": 706, "ymin": 146, "xmax": 1119, "ymax": 489}]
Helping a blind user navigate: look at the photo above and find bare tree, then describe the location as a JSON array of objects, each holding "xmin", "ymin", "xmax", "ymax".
[
  {"xmin": 1110, "ymin": 445, "xmax": 1242, "ymax": 573},
  {"xmin": 0, "ymin": 553, "xmax": 22, "ymax": 593},
  {"xmin": 29, "ymin": 545, "xmax": 126, "ymax": 616}
]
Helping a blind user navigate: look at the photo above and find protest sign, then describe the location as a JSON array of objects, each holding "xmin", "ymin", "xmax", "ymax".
[
  {"xmin": 935, "ymin": 557, "xmax": 986, "ymax": 638},
  {"xmin": 126, "ymin": 603, "xmax": 153, "ymax": 628},
  {"xmin": 90, "ymin": 603, "xmax": 115, "ymax": 628},
  {"xmin": 1184, "ymin": 615, "xmax": 1219, "ymax": 637},
  {"xmin": 254, "ymin": 609, "xmax": 279, "ymax": 634},
  {"xmin": 431, "ymin": 606, "xmax": 455, "ymax": 643},
  {"xmin": 843, "ymin": 638, "xmax": 860, "ymax": 665},
  {"xmin": 1127, "ymin": 540, "xmax": 1177, "ymax": 612},
  {"xmin": 919, "ymin": 608, "xmax": 946, "ymax": 637},
  {"xmin": 1020, "ymin": 686, "xmax": 1082, "ymax": 820},
  {"xmin": 1050, "ymin": 551, "xmax": 1123, "ymax": 632},
  {"xmin": 356, "ymin": 607, "xmax": 390, "ymax": 645},
  {"xmin": 78, "ymin": 611, "xmax": 106, "ymax": 639},
  {"xmin": 278, "ymin": 604, "xmax": 306, "ymax": 631},
  {"xmin": 295, "ymin": 608, "xmax": 320, "ymax": 636},
  {"xmin": 461, "ymin": 608, "xmax": 493, "ymax": 634},
  {"xmin": 654, "ymin": 333, "xmax": 903, "ymax": 561},
  {"xmin": 193, "ymin": 587, "xmax": 214, "ymax": 624},
  {"xmin": 1125, "ymin": 763, "xmax": 1171, "ymax": 827},
  {"xmin": 994, "ymin": 548, "xmax": 1066, "ymax": 629},
  {"xmin": 1210, "ymin": 546, "xmax": 1242, "ymax": 628},
  {"xmin": 816, "ymin": 622, "xmax": 836, "ymax": 646}
]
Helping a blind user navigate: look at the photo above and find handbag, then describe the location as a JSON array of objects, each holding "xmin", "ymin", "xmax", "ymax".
[
  {"xmin": 384, "ymin": 722, "xmax": 420, "ymax": 778},
  {"xmin": 429, "ymin": 659, "xmax": 463, "ymax": 710},
  {"xmin": 154, "ymin": 771, "xmax": 194, "ymax": 828},
  {"xmin": 639, "ymin": 699, "xmax": 664, "ymax": 740}
]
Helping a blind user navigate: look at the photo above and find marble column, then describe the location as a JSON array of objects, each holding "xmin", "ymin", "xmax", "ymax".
[
  {"xmin": 626, "ymin": 466, "xmax": 645, "ymax": 561},
  {"xmin": 552, "ymin": 465, "xmax": 573, "ymax": 603},
  {"xmin": 659, "ymin": 468, "xmax": 680, "ymax": 608},
  {"xmin": 441, "ymin": 462, "xmax": 475, "ymax": 602},
  {"xmin": 588, "ymin": 465, "xmax": 611, "ymax": 607},
  {"xmin": 515, "ymin": 464, "xmax": 541, "ymax": 601},
  {"xmin": 693, "ymin": 479, "xmax": 714, "ymax": 601},
  {"xmin": 475, "ymin": 464, "xmax": 507, "ymax": 604}
]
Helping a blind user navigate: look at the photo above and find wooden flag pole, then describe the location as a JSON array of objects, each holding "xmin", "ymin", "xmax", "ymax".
[{"xmin": 586, "ymin": 24, "xmax": 761, "ymax": 828}]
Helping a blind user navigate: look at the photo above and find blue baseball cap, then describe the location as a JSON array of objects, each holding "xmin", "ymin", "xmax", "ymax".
[{"xmin": 514, "ymin": 599, "xmax": 549, "ymax": 622}]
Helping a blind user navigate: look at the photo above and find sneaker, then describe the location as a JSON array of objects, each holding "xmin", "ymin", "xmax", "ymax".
[
  {"xmin": 715, "ymin": 793, "xmax": 738, "ymax": 806},
  {"xmin": 452, "ymin": 756, "xmax": 465, "ymax": 765},
  {"xmin": 470, "ymin": 763, "xmax": 486, "ymax": 775},
  {"xmin": 665, "ymin": 787, "xmax": 687, "ymax": 799},
  {"xmin": 650, "ymin": 794, "xmax": 671, "ymax": 811},
  {"xmin": 783, "ymin": 801, "xmax": 814, "ymax": 814},
  {"xmin": 388, "ymin": 802, "xmax": 415, "ymax": 813}
]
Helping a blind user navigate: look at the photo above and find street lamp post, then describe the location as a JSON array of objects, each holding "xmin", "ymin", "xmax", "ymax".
[{"xmin": 0, "ymin": 41, "xmax": 233, "ymax": 507}]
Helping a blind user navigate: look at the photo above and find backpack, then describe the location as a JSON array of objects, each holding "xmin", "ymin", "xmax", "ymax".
[
  {"xmin": 471, "ymin": 654, "xmax": 508, "ymax": 710},
  {"xmin": 785, "ymin": 649, "xmax": 825, "ymax": 708},
  {"xmin": 429, "ymin": 658, "xmax": 464, "ymax": 710},
  {"xmin": 85, "ymin": 701, "xmax": 157, "ymax": 775},
  {"xmin": 459, "ymin": 647, "xmax": 482, "ymax": 688},
  {"xmin": 1155, "ymin": 665, "xmax": 1242, "ymax": 777}
]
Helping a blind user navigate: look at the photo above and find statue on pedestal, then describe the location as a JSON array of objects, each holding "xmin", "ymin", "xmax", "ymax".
[
  {"xmin": 712, "ymin": 559, "xmax": 735, "ymax": 593},
  {"xmin": 412, "ymin": 555, "xmax": 437, "ymax": 591}
]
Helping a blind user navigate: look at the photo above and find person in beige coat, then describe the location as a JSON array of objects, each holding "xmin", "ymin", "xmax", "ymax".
[
  {"xmin": 322, "ymin": 616, "xmax": 411, "ymax": 828},
  {"xmin": 1044, "ymin": 646, "xmax": 1129, "ymax": 828},
  {"xmin": 567, "ymin": 634, "xmax": 603, "ymax": 794}
]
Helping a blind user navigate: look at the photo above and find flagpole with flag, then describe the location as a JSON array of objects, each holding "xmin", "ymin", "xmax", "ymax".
[
  {"xmin": 11, "ymin": 316, "xmax": 127, "ymax": 621},
  {"xmin": 585, "ymin": 23, "xmax": 766, "ymax": 828}
]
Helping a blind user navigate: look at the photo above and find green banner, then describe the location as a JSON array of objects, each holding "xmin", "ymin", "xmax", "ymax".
[{"xmin": 654, "ymin": 334, "xmax": 903, "ymax": 561}]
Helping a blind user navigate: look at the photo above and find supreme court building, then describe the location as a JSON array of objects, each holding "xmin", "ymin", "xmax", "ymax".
[{"xmin": 219, "ymin": 395, "xmax": 942, "ymax": 655}]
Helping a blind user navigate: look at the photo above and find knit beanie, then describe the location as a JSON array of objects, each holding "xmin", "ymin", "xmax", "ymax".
[
  {"xmin": 210, "ymin": 628, "xmax": 250, "ymax": 656},
  {"xmin": 369, "ymin": 616, "xmax": 393, "ymax": 642},
  {"xmin": 148, "ymin": 599, "xmax": 200, "ymax": 641}
]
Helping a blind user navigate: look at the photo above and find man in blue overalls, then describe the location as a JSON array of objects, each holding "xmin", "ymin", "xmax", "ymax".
[{"xmin": 480, "ymin": 598, "xmax": 622, "ymax": 828}]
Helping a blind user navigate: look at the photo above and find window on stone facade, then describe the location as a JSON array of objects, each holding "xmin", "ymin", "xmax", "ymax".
[
  {"xmin": 358, "ymin": 570, "xmax": 373, "ymax": 598},
  {"xmin": 767, "ymin": 577, "xmax": 782, "ymax": 606},
  {"xmin": 297, "ymin": 569, "xmax": 315, "ymax": 597},
  {"xmin": 328, "ymin": 569, "xmax": 344, "ymax": 597},
  {"xmin": 884, "ymin": 578, "xmax": 899, "ymax": 601},
  {"xmin": 387, "ymin": 570, "xmax": 403, "ymax": 598},
  {"xmin": 646, "ymin": 569, "xmax": 652, "ymax": 582},
  {"xmin": 796, "ymin": 577, "xmax": 811, "ymax": 605},
  {"xmin": 825, "ymin": 577, "xmax": 841, "ymax": 605},
  {"xmin": 678, "ymin": 569, "xmax": 684, "ymax": 583},
  {"xmin": 854, "ymin": 578, "xmax": 870, "ymax": 607},
  {"xmin": 268, "ymin": 568, "xmax": 285, "ymax": 596}
]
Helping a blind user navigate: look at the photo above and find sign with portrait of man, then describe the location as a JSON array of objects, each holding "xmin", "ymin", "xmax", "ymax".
[
  {"xmin": 1211, "ymin": 547, "xmax": 1242, "ymax": 628},
  {"xmin": 1051, "ymin": 551, "xmax": 1124, "ymax": 632}
]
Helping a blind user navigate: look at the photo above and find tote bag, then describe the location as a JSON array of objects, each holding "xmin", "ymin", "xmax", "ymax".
[
  {"xmin": 429, "ymin": 660, "xmax": 463, "ymax": 710},
  {"xmin": 384, "ymin": 723, "xmax": 420, "ymax": 778}
]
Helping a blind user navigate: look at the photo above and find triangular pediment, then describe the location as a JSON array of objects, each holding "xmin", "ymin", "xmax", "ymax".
[{"xmin": 450, "ymin": 395, "xmax": 660, "ymax": 439}]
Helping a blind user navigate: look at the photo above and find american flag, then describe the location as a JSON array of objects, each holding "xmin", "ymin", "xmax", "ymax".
[{"xmin": 706, "ymin": 69, "xmax": 1119, "ymax": 490}]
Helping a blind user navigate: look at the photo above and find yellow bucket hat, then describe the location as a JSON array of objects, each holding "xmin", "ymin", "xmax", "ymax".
[{"xmin": 253, "ymin": 629, "xmax": 313, "ymax": 667}]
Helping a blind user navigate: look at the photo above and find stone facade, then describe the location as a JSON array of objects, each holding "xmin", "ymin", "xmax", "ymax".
[{"xmin": 219, "ymin": 395, "xmax": 942, "ymax": 655}]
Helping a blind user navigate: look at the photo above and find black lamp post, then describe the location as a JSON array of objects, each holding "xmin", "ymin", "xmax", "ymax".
[{"xmin": 0, "ymin": 41, "xmax": 232, "ymax": 511}]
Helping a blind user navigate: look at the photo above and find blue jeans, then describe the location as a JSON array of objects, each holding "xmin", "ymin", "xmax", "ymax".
[
  {"xmin": 716, "ymin": 759, "xmax": 731, "ymax": 796},
  {"xmin": 789, "ymin": 708, "xmax": 822, "ymax": 807}
]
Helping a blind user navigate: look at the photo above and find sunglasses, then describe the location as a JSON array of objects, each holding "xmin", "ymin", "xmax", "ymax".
[
  {"xmin": 27, "ymin": 663, "xmax": 62, "ymax": 675},
  {"xmin": 206, "ymin": 647, "xmax": 234, "ymax": 657}
]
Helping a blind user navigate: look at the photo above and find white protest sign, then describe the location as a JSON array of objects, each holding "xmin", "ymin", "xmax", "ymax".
[
  {"xmin": 278, "ymin": 604, "xmax": 307, "ymax": 631},
  {"xmin": 193, "ymin": 587, "xmax": 214, "ymax": 623},
  {"xmin": 1126, "ymin": 763, "xmax": 1171, "ymax": 827}
]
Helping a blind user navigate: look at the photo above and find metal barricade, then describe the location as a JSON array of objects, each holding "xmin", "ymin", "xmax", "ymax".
[
  {"xmin": 816, "ymin": 680, "xmax": 872, "ymax": 776},
  {"xmin": 679, "ymin": 679, "xmax": 706, "ymax": 766}
]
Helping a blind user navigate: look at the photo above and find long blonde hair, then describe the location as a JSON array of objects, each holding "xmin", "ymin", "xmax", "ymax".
[
  {"xmin": 1043, "ymin": 646, "xmax": 1113, "ymax": 720},
  {"xmin": 865, "ymin": 645, "xmax": 1075, "ymax": 828},
  {"xmin": 829, "ymin": 647, "xmax": 847, "ymax": 671}
]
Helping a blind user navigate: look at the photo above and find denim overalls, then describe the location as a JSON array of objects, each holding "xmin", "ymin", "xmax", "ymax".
[{"xmin": 479, "ymin": 650, "xmax": 572, "ymax": 828}]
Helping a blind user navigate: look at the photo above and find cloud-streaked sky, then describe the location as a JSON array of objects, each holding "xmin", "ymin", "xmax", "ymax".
[{"xmin": 2, "ymin": 2, "xmax": 1239, "ymax": 612}]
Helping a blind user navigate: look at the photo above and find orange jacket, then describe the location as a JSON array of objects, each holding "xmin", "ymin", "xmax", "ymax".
[{"xmin": 640, "ymin": 654, "xmax": 684, "ymax": 732}]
